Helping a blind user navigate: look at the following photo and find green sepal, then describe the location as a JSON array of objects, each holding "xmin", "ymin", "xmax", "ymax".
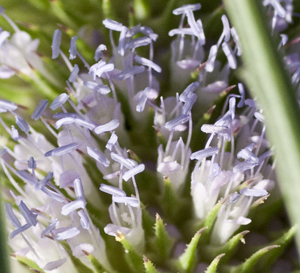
[
  {"xmin": 83, "ymin": 251, "xmax": 116, "ymax": 273},
  {"xmin": 195, "ymin": 198, "xmax": 225, "ymax": 243},
  {"xmin": 204, "ymin": 253, "xmax": 225, "ymax": 273},
  {"xmin": 141, "ymin": 202, "xmax": 155, "ymax": 237},
  {"xmin": 152, "ymin": 214, "xmax": 175, "ymax": 262},
  {"xmin": 255, "ymin": 225, "xmax": 298, "ymax": 272},
  {"xmin": 231, "ymin": 245, "xmax": 280, "ymax": 273},
  {"xmin": 143, "ymin": 256, "xmax": 161, "ymax": 273},
  {"xmin": 160, "ymin": 176, "xmax": 180, "ymax": 220},
  {"xmin": 204, "ymin": 230, "xmax": 249, "ymax": 263},
  {"xmin": 176, "ymin": 227, "xmax": 207, "ymax": 273},
  {"xmin": 59, "ymin": 241, "xmax": 94, "ymax": 273},
  {"xmin": 116, "ymin": 232, "xmax": 144, "ymax": 273},
  {"xmin": 12, "ymin": 254, "xmax": 44, "ymax": 273}
]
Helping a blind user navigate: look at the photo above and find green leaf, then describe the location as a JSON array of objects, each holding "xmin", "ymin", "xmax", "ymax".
[
  {"xmin": 152, "ymin": 214, "xmax": 175, "ymax": 261},
  {"xmin": 176, "ymin": 227, "xmax": 207, "ymax": 273},
  {"xmin": 231, "ymin": 245, "xmax": 280, "ymax": 273},
  {"xmin": 83, "ymin": 250, "xmax": 116, "ymax": 273},
  {"xmin": 143, "ymin": 256, "xmax": 161, "ymax": 273},
  {"xmin": 204, "ymin": 253, "xmax": 225, "ymax": 273},
  {"xmin": 224, "ymin": 0, "xmax": 300, "ymax": 257}
]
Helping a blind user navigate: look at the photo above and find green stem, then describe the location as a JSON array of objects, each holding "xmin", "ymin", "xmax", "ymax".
[{"xmin": 223, "ymin": 0, "xmax": 300, "ymax": 258}]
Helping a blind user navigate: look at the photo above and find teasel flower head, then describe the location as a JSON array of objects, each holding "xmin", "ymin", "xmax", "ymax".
[{"xmin": 0, "ymin": 1, "xmax": 298, "ymax": 272}]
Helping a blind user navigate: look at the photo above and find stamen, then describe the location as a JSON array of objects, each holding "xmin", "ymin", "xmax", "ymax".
[
  {"xmin": 134, "ymin": 55, "xmax": 162, "ymax": 73},
  {"xmin": 0, "ymin": 99, "xmax": 17, "ymax": 112},
  {"xmin": 69, "ymin": 36, "xmax": 78, "ymax": 60},
  {"xmin": 122, "ymin": 164, "xmax": 145, "ymax": 181},
  {"xmin": 102, "ymin": 19, "xmax": 123, "ymax": 31},
  {"xmin": 52, "ymin": 29, "xmax": 62, "ymax": 59},
  {"xmin": 31, "ymin": 99, "xmax": 48, "ymax": 120},
  {"xmin": 55, "ymin": 227, "xmax": 80, "ymax": 240},
  {"xmin": 68, "ymin": 64, "xmax": 79, "ymax": 82},
  {"xmin": 50, "ymin": 93, "xmax": 69, "ymax": 110},
  {"xmin": 87, "ymin": 146, "xmax": 110, "ymax": 167},
  {"xmin": 100, "ymin": 184, "xmax": 126, "ymax": 197},
  {"xmin": 83, "ymin": 81, "xmax": 111, "ymax": 94},
  {"xmin": 44, "ymin": 142, "xmax": 78, "ymax": 157},
  {"xmin": 94, "ymin": 119, "xmax": 119, "ymax": 134},
  {"xmin": 16, "ymin": 115, "xmax": 29, "ymax": 133},
  {"xmin": 116, "ymin": 66, "xmax": 145, "ymax": 80},
  {"xmin": 112, "ymin": 196, "xmax": 139, "ymax": 207},
  {"xmin": 190, "ymin": 147, "xmax": 218, "ymax": 161}
]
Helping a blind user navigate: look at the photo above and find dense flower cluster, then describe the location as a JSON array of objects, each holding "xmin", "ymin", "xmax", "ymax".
[{"xmin": 0, "ymin": 1, "xmax": 297, "ymax": 272}]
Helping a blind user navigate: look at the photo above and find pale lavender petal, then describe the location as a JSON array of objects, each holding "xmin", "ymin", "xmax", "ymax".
[
  {"xmin": 99, "ymin": 184, "xmax": 126, "ymax": 197},
  {"xmin": 87, "ymin": 146, "xmax": 110, "ymax": 167},
  {"xmin": 221, "ymin": 15, "xmax": 231, "ymax": 42},
  {"xmin": 51, "ymin": 29, "xmax": 62, "ymax": 59},
  {"xmin": 50, "ymin": 93, "xmax": 69, "ymax": 110},
  {"xmin": 31, "ymin": 99, "xmax": 48, "ymax": 120},
  {"xmin": 94, "ymin": 119, "xmax": 119, "ymax": 134},
  {"xmin": 44, "ymin": 142, "xmax": 78, "ymax": 157},
  {"xmin": 122, "ymin": 164, "xmax": 145, "ymax": 181},
  {"xmin": 112, "ymin": 196, "xmax": 139, "ymax": 207}
]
